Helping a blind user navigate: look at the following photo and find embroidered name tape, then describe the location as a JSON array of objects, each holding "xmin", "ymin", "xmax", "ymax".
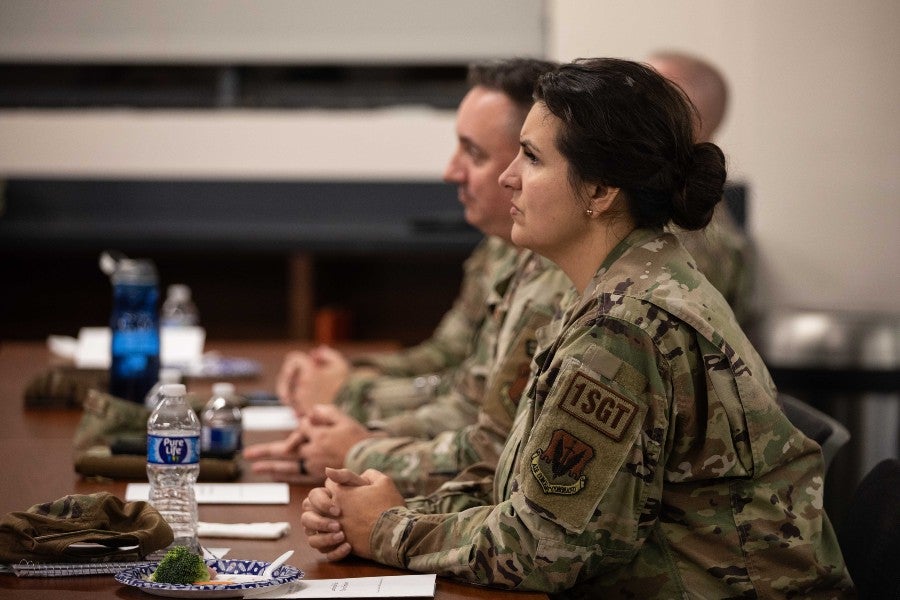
[{"xmin": 560, "ymin": 371, "xmax": 638, "ymax": 441}]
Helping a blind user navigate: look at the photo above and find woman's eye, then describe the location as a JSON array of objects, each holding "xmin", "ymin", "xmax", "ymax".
[{"xmin": 524, "ymin": 149, "xmax": 537, "ymax": 163}]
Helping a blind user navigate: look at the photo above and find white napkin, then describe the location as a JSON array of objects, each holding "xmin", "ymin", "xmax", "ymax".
[
  {"xmin": 198, "ymin": 521, "xmax": 291, "ymax": 539},
  {"xmin": 47, "ymin": 326, "xmax": 206, "ymax": 370},
  {"xmin": 242, "ymin": 406, "xmax": 299, "ymax": 431}
]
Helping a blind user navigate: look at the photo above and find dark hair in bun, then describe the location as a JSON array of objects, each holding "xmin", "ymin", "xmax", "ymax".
[{"xmin": 534, "ymin": 57, "xmax": 727, "ymax": 230}]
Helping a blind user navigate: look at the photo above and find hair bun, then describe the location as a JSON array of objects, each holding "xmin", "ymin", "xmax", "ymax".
[{"xmin": 671, "ymin": 142, "xmax": 727, "ymax": 230}]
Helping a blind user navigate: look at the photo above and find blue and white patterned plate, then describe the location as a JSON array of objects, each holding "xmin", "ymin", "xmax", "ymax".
[{"xmin": 115, "ymin": 558, "xmax": 303, "ymax": 598}]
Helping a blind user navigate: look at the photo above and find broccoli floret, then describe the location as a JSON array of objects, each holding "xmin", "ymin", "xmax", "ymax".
[{"xmin": 150, "ymin": 545, "xmax": 209, "ymax": 585}]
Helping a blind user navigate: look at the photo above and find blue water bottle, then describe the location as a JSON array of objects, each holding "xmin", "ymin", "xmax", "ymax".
[{"xmin": 108, "ymin": 257, "xmax": 161, "ymax": 403}]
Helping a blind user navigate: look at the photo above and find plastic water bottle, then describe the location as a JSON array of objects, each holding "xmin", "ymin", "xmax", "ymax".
[
  {"xmin": 147, "ymin": 383, "xmax": 200, "ymax": 553},
  {"xmin": 143, "ymin": 367, "xmax": 183, "ymax": 410},
  {"xmin": 108, "ymin": 258, "xmax": 161, "ymax": 403},
  {"xmin": 160, "ymin": 284, "xmax": 199, "ymax": 328},
  {"xmin": 201, "ymin": 382, "xmax": 243, "ymax": 458}
]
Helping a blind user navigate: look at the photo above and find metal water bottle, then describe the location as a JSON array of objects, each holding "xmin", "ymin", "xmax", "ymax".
[{"xmin": 109, "ymin": 258, "xmax": 160, "ymax": 403}]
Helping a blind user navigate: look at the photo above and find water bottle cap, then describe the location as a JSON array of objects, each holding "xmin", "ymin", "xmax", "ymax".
[
  {"xmin": 167, "ymin": 284, "xmax": 192, "ymax": 302},
  {"xmin": 111, "ymin": 258, "xmax": 158, "ymax": 285},
  {"xmin": 159, "ymin": 383, "xmax": 187, "ymax": 397},
  {"xmin": 158, "ymin": 368, "xmax": 182, "ymax": 384},
  {"xmin": 212, "ymin": 382, "xmax": 235, "ymax": 396}
]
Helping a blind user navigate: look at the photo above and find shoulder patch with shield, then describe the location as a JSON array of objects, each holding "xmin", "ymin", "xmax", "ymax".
[{"xmin": 531, "ymin": 429, "xmax": 594, "ymax": 495}]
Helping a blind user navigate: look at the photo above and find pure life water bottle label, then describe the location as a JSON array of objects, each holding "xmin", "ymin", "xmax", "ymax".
[{"xmin": 147, "ymin": 435, "xmax": 200, "ymax": 465}]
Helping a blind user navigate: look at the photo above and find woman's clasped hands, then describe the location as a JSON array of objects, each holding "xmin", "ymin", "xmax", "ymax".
[{"xmin": 300, "ymin": 467, "xmax": 405, "ymax": 561}]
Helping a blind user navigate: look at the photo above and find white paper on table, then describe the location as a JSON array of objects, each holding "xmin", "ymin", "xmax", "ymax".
[
  {"xmin": 198, "ymin": 521, "xmax": 290, "ymax": 539},
  {"xmin": 67, "ymin": 326, "xmax": 206, "ymax": 370},
  {"xmin": 245, "ymin": 574, "xmax": 437, "ymax": 598},
  {"xmin": 73, "ymin": 327, "xmax": 111, "ymax": 368},
  {"xmin": 242, "ymin": 406, "xmax": 299, "ymax": 431},
  {"xmin": 126, "ymin": 483, "xmax": 289, "ymax": 505}
]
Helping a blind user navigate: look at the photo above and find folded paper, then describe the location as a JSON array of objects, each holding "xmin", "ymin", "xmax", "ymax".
[{"xmin": 198, "ymin": 521, "xmax": 290, "ymax": 539}]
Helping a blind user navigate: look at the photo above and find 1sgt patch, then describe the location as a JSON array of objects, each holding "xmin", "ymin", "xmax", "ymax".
[
  {"xmin": 531, "ymin": 429, "xmax": 594, "ymax": 495},
  {"xmin": 560, "ymin": 371, "xmax": 638, "ymax": 442}
]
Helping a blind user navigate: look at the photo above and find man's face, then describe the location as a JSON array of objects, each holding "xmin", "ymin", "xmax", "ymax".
[{"xmin": 443, "ymin": 86, "xmax": 521, "ymax": 241}]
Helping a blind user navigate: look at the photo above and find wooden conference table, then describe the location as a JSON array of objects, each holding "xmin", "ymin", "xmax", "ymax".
[{"xmin": 0, "ymin": 340, "xmax": 548, "ymax": 600}]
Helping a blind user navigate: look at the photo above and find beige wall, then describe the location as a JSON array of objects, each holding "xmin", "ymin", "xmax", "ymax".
[
  {"xmin": 1, "ymin": 1, "xmax": 896, "ymax": 315},
  {"xmin": 548, "ymin": 0, "xmax": 900, "ymax": 314}
]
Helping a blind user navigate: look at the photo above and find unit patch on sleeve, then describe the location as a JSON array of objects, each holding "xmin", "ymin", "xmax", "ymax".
[
  {"xmin": 531, "ymin": 429, "xmax": 594, "ymax": 495},
  {"xmin": 559, "ymin": 371, "xmax": 638, "ymax": 441}
]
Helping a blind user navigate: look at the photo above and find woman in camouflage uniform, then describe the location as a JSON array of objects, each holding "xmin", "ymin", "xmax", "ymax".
[{"xmin": 301, "ymin": 58, "xmax": 853, "ymax": 598}]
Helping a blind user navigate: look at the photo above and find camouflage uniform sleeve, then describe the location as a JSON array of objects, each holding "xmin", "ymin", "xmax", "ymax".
[
  {"xmin": 334, "ymin": 372, "xmax": 443, "ymax": 424},
  {"xmin": 346, "ymin": 434, "xmax": 454, "ymax": 497},
  {"xmin": 366, "ymin": 384, "xmax": 480, "ymax": 439},
  {"xmin": 345, "ymin": 420, "xmax": 494, "ymax": 497},
  {"xmin": 369, "ymin": 318, "xmax": 667, "ymax": 593},
  {"xmin": 351, "ymin": 238, "xmax": 508, "ymax": 376}
]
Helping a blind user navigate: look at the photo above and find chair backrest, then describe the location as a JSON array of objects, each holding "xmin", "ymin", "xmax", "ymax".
[
  {"xmin": 778, "ymin": 393, "xmax": 851, "ymax": 470},
  {"xmin": 837, "ymin": 458, "xmax": 900, "ymax": 599}
]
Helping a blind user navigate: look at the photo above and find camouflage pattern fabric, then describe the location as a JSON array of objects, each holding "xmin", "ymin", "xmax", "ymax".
[
  {"xmin": 369, "ymin": 229, "xmax": 853, "ymax": 598},
  {"xmin": 73, "ymin": 389, "xmax": 241, "ymax": 481},
  {"xmin": 346, "ymin": 252, "xmax": 574, "ymax": 496},
  {"xmin": 350, "ymin": 236, "xmax": 519, "ymax": 377},
  {"xmin": 0, "ymin": 492, "xmax": 173, "ymax": 562},
  {"xmin": 340, "ymin": 241, "xmax": 521, "ymax": 439},
  {"xmin": 74, "ymin": 389, "xmax": 205, "ymax": 451},
  {"xmin": 671, "ymin": 204, "xmax": 755, "ymax": 325},
  {"xmin": 24, "ymin": 366, "xmax": 108, "ymax": 408},
  {"xmin": 335, "ymin": 372, "xmax": 445, "ymax": 425}
]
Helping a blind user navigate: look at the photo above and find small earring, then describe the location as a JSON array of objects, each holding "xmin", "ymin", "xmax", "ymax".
[{"xmin": 585, "ymin": 209, "xmax": 594, "ymax": 216}]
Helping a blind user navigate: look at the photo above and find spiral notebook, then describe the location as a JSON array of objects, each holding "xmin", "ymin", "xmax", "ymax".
[
  {"xmin": 6, "ymin": 547, "xmax": 226, "ymax": 577},
  {"xmin": 9, "ymin": 559, "xmax": 153, "ymax": 577}
]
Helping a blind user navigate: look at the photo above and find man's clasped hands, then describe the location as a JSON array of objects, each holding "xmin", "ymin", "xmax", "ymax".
[{"xmin": 242, "ymin": 345, "xmax": 403, "ymax": 560}]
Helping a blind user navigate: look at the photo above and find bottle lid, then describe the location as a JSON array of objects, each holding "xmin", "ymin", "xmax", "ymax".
[
  {"xmin": 212, "ymin": 382, "xmax": 235, "ymax": 397},
  {"xmin": 159, "ymin": 383, "xmax": 187, "ymax": 397},
  {"xmin": 158, "ymin": 367, "xmax": 182, "ymax": 384},
  {"xmin": 167, "ymin": 284, "xmax": 192, "ymax": 302},
  {"xmin": 111, "ymin": 258, "xmax": 158, "ymax": 285}
]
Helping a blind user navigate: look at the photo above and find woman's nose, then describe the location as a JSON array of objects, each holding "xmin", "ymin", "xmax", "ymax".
[{"xmin": 499, "ymin": 163, "xmax": 518, "ymax": 189}]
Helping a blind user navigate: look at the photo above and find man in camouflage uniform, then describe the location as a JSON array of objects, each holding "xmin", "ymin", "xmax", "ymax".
[
  {"xmin": 345, "ymin": 250, "xmax": 573, "ymax": 496},
  {"xmin": 245, "ymin": 58, "xmax": 556, "ymax": 478},
  {"xmin": 310, "ymin": 229, "xmax": 854, "ymax": 598},
  {"xmin": 275, "ymin": 234, "xmax": 518, "ymax": 423},
  {"xmin": 346, "ymin": 236, "xmax": 514, "ymax": 379}
]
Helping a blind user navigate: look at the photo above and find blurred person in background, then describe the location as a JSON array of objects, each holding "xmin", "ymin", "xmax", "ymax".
[{"xmin": 648, "ymin": 50, "xmax": 755, "ymax": 325}]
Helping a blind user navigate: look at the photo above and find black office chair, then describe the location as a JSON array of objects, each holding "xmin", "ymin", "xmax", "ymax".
[
  {"xmin": 778, "ymin": 393, "xmax": 851, "ymax": 471},
  {"xmin": 837, "ymin": 458, "xmax": 900, "ymax": 599}
]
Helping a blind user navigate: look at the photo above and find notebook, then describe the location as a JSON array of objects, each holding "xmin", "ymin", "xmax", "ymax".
[
  {"xmin": 6, "ymin": 547, "xmax": 227, "ymax": 577},
  {"xmin": 10, "ymin": 559, "xmax": 152, "ymax": 577}
]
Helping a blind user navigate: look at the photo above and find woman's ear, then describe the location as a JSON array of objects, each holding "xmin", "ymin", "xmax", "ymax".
[{"xmin": 587, "ymin": 184, "xmax": 621, "ymax": 216}]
